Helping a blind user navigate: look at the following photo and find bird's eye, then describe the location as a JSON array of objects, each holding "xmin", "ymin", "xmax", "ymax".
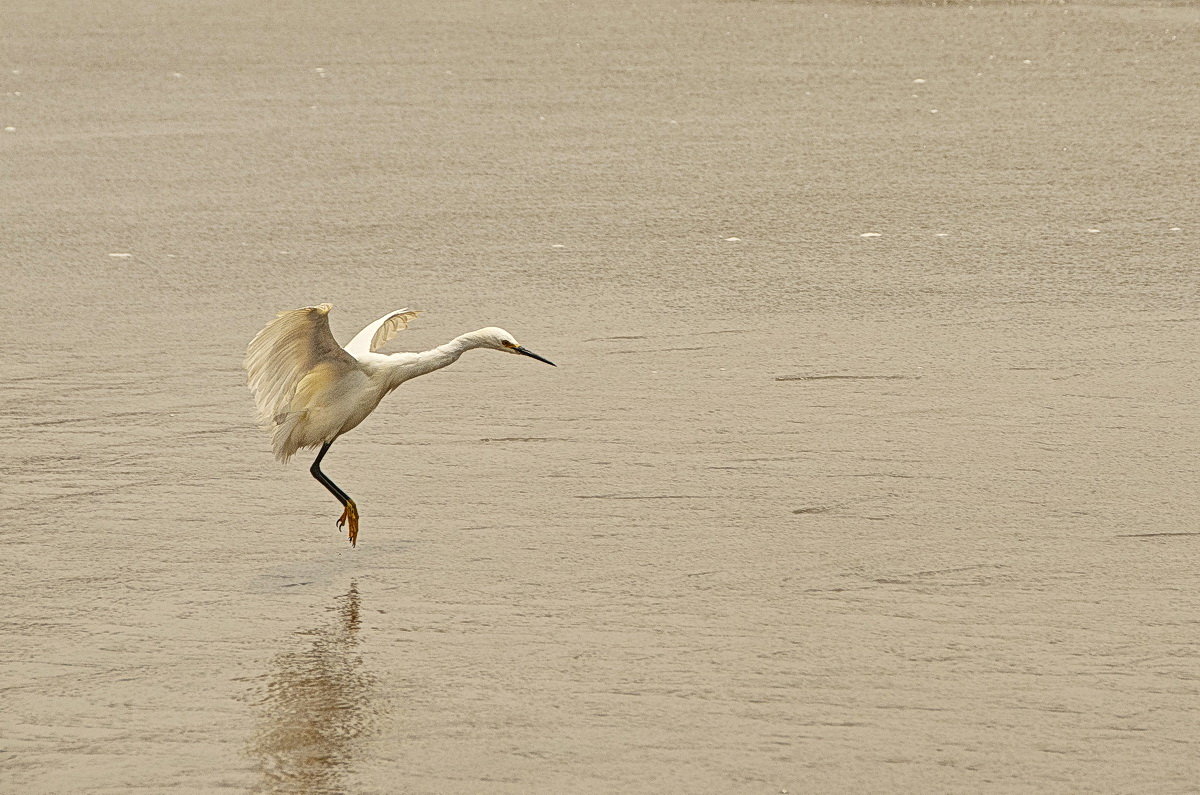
[{"xmin": 502, "ymin": 340, "xmax": 515, "ymax": 347}]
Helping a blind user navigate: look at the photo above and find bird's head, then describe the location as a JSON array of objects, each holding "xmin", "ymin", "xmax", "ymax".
[{"xmin": 476, "ymin": 327, "xmax": 556, "ymax": 366}]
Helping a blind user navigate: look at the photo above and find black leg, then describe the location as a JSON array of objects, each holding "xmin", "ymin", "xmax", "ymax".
[
  {"xmin": 310, "ymin": 442, "xmax": 360, "ymax": 546},
  {"xmin": 310, "ymin": 442, "xmax": 350, "ymax": 505}
]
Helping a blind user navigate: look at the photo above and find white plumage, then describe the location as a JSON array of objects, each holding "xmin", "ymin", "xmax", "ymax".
[
  {"xmin": 343, "ymin": 308, "xmax": 421, "ymax": 359},
  {"xmin": 244, "ymin": 304, "xmax": 555, "ymax": 545}
]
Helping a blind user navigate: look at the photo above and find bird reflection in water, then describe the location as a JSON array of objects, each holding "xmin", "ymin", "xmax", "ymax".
[{"xmin": 250, "ymin": 582, "xmax": 382, "ymax": 793}]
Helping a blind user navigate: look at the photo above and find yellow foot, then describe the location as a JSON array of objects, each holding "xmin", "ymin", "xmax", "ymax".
[{"xmin": 337, "ymin": 502, "xmax": 360, "ymax": 547}]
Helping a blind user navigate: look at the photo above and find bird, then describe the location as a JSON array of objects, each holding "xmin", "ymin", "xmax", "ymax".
[{"xmin": 244, "ymin": 304, "xmax": 555, "ymax": 546}]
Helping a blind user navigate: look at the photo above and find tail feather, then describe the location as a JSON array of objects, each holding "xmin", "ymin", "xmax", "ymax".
[{"xmin": 271, "ymin": 410, "xmax": 309, "ymax": 463}]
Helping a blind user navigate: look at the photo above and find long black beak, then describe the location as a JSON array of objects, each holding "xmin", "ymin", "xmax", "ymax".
[{"xmin": 515, "ymin": 346, "xmax": 556, "ymax": 366}]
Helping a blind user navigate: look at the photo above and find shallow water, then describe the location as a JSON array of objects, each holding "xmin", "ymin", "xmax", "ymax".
[{"xmin": 3, "ymin": 0, "xmax": 1199, "ymax": 791}]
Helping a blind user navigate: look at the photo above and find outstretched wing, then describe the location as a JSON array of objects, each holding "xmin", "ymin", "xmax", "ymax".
[
  {"xmin": 343, "ymin": 308, "xmax": 421, "ymax": 357},
  {"xmin": 244, "ymin": 304, "xmax": 356, "ymax": 425}
]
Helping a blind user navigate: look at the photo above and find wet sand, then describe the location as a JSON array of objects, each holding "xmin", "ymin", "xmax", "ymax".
[{"xmin": 3, "ymin": 0, "xmax": 1199, "ymax": 791}]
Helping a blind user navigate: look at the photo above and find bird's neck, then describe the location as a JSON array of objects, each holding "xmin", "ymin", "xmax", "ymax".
[
  {"xmin": 416, "ymin": 338, "xmax": 470, "ymax": 373},
  {"xmin": 383, "ymin": 332, "xmax": 486, "ymax": 388}
]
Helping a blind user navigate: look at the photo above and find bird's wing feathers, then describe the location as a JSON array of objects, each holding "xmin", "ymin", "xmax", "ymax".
[
  {"xmin": 344, "ymin": 308, "xmax": 421, "ymax": 357},
  {"xmin": 244, "ymin": 304, "xmax": 356, "ymax": 425}
]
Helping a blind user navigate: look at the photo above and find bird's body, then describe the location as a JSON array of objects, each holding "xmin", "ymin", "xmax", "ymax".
[{"xmin": 244, "ymin": 304, "xmax": 555, "ymax": 545}]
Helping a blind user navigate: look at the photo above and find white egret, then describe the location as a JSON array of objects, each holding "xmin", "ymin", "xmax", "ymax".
[{"xmin": 245, "ymin": 304, "xmax": 555, "ymax": 546}]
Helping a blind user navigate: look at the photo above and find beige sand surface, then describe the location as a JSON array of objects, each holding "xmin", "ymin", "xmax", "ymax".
[{"xmin": 2, "ymin": 0, "xmax": 1199, "ymax": 791}]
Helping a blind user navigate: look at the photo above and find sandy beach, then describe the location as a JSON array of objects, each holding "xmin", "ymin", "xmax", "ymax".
[{"xmin": 2, "ymin": 0, "xmax": 1199, "ymax": 791}]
